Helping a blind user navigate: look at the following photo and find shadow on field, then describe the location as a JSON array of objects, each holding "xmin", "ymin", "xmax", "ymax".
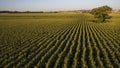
[{"xmin": 88, "ymin": 19, "xmax": 111, "ymax": 23}]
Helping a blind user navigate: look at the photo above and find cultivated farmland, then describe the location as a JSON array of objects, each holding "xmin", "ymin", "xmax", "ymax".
[{"xmin": 0, "ymin": 13, "xmax": 120, "ymax": 68}]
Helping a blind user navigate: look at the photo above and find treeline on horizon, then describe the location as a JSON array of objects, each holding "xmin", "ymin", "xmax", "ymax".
[
  {"xmin": 0, "ymin": 11, "xmax": 45, "ymax": 13},
  {"xmin": 0, "ymin": 10, "xmax": 119, "ymax": 13},
  {"xmin": 0, "ymin": 10, "xmax": 91, "ymax": 13}
]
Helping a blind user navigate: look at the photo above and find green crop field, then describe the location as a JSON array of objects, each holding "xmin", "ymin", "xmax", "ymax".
[{"xmin": 0, "ymin": 12, "xmax": 120, "ymax": 68}]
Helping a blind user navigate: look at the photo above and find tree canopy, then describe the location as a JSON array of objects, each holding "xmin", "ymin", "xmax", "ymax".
[{"xmin": 90, "ymin": 5, "xmax": 112, "ymax": 23}]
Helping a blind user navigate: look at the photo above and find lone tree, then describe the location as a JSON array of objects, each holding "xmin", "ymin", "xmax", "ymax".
[{"xmin": 90, "ymin": 5, "xmax": 112, "ymax": 23}]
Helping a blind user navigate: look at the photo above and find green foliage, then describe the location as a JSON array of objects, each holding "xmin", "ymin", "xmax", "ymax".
[{"xmin": 90, "ymin": 5, "xmax": 112, "ymax": 22}]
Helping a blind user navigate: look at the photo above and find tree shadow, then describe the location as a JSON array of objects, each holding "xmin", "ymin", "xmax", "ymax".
[
  {"xmin": 88, "ymin": 19, "xmax": 111, "ymax": 23},
  {"xmin": 88, "ymin": 19, "xmax": 98, "ymax": 23}
]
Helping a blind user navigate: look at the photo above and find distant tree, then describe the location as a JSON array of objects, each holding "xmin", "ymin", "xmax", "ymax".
[{"xmin": 90, "ymin": 5, "xmax": 112, "ymax": 23}]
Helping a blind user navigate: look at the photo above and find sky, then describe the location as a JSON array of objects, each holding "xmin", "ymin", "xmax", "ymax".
[{"xmin": 0, "ymin": 0, "xmax": 120, "ymax": 11}]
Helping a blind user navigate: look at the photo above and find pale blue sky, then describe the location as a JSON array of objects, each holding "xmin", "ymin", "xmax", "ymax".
[{"xmin": 0, "ymin": 0, "xmax": 120, "ymax": 11}]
